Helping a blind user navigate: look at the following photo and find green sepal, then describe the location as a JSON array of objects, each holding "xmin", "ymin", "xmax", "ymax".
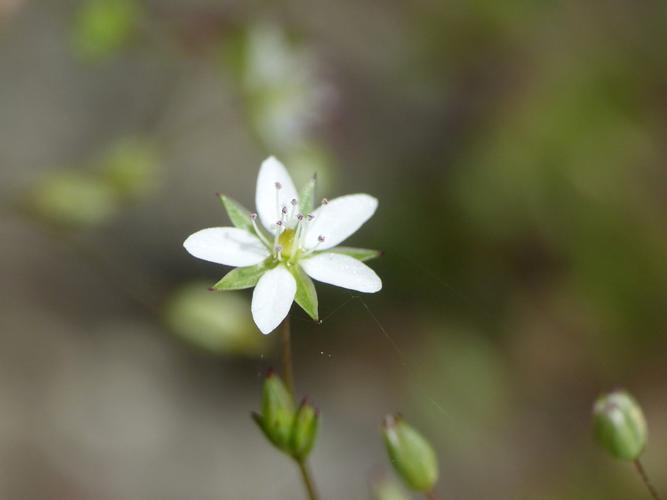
[
  {"xmin": 289, "ymin": 399, "xmax": 319, "ymax": 460},
  {"xmin": 261, "ymin": 372, "xmax": 296, "ymax": 451},
  {"xmin": 251, "ymin": 412, "xmax": 271, "ymax": 441},
  {"xmin": 213, "ymin": 262, "xmax": 268, "ymax": 291},
  {"xmin": 290, "ymin": 264, "xmax": 319, "ymax": 321},
  {"xmin": 298, "ymin": 175, "xmax": 317, "ymax": 215},
  {"xmin": 219, "ymin": 194, "xmax": 253, "ymax": 232},
  {"xmin": 325, "ymin": 246, "xmax": 382, "ymax": 262}
]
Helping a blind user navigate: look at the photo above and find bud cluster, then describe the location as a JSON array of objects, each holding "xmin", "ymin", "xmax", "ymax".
[{"xmin": 253, "ymin": 370, "xmax": 320, "ymax": 461}]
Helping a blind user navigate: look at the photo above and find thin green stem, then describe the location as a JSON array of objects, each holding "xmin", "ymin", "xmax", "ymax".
[
  {"xmin": 297, "ymin": 460, "xmax": 318, "ymax": 500},
  {"xmin": 634, "ymin": 459, "xmax": 662, "ymax": 500},
  {"xmin": 281, "ymin": 316, "xmax": 295, "ymax": 397}
]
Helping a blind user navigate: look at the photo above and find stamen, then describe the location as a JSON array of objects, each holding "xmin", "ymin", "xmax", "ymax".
[
  {"xmin": 318, "ymin": 235, "xmax": 326, "ymax": 242},
  {"xmin": 249, "ymin": 213, "xmax": 271, "ymax": 248},
  {"xmin": 288, "ymin": 198, "xmax": 298, "ymax": 221},
  {"xmin": 321, "ymin": 198, "xmax": 328, "ymax": 205},
  {"xmin": 275, "ymin": 182, "xmax": 282, "ymax": 222},
  {"xmin": 272, "ymin": 221, "xmax": 284, "ymax": 255},
  {"xmin": 275, "ymin": 245, "xmax": 283, "ymax": 260}
]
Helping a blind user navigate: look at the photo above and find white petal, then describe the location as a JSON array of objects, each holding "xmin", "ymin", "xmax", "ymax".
[
  {"xmin": 255, "ymin": 156, "xmax": 299, "ymax": 232},
  {"xmin": 301, "ymin": 252, "xmax": 382, "ymax": 293},
  {"xmin": 304, "ymin": 194, "xmax": 378, "ymax": 250},
  {"xmin": 251, "ymin": 265, "xmax": 297, "ymax": 334},
  {"xmin": 183, "ymin": 227, "xmax": 270, "ymax": 267}
]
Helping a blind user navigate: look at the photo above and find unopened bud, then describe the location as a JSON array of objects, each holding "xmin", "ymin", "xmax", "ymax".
[
  {"xmin": 593, "ymin": 390, "xmax": 647, "ymax": 461},
  {"xmin": 253, "ymin": 370, "xmax": 295, "ymax": 452},
  {"xmin": 289, "ymin": 398, "xmax": 319, "ymax": 460},
  {"xmin": 382, "ymin": 415, "xmax": 438, "ymax": 493}
]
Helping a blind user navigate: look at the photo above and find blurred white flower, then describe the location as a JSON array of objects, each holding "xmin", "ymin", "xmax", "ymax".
[
  {"xmin": 184, "ymin": 157, "xmax": 382, "ymax": 334},
  {"xmin": 242, "ymin": 22, "xmax": 334, "ymax": 151}
]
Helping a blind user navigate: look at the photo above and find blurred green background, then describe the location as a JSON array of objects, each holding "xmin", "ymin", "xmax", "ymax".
[{"xmin": 1, "ymin": 1, "xmax": 666, "ymax": 499}]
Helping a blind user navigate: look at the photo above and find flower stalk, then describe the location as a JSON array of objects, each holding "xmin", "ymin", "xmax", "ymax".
[
  {"xmin": 634, "ymin": 459, "xmax": 662, "ymax": 500},
  {"xmin": 281, "ymin": 316, "xmax": 295, "ymax": 397},
  {"xmin": 282, "ymin": 315, "xmax": 319, "ymax": 500},
  {"xmin": 298, "ymin": 460, "xmax": 319, "ymax": 500}
]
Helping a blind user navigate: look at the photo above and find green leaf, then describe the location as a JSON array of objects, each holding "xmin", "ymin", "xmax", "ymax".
[
  {"xmin": 298, "ymin": 175, "xmax": 317, "ymax": 215},
  {"xmin": 325, "ymin": 246, "xmax": 382, "ymax": 262},
  {"xmin": 291, "ymin": 265, "xmax": 318, "ymax": 320},
  {"xmin": 213, "ymin": 263, "xmax": 268, "ymax": 291},
  {"xmin": 219, "ymin": 195, "xmax": 253, "ymax": 232}
]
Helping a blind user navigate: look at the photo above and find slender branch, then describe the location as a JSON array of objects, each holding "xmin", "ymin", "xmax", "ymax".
[
  {"xmin": 281, "ymin": 316, "xmax": 295, "ymax": 397},
  {"xmin": 634, "ymin": 459, "xmax": 663, "ymax": 500},
  {"xmin": 297, "ymin": 460, "xmax": 318, "ymax": 500}
]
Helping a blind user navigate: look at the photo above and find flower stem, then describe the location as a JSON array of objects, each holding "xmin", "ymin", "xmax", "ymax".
[
  {"xmin": 425, "ymin": 490, "xmax": 438, "ymax": 500},
  {"xmin": 280, "ymin": 316, "xmax": 319, "ymax": 499},
  {"xmin": 297, "ymin": 459, "xmax": 319, "ymax": 500},
  {"xmin": 634, "ymin": 459, "xmax": 662, "ymax": 500},
  {"xmin": 281, "ymin": 316, "xmax": 295, "ymax": 397}
]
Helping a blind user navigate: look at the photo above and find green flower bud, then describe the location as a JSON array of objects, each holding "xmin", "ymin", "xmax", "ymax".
[
  {"xmin": 289, "ymin": 398, "xmax": 319, "ymax": 460},
  {"xmin": 253, "ymin": 370, "xmax": 295, "ymax": 452},
  {"xmin": 593, "ymin": 390, "xmax": 647, "ymax": 461},
  {"xmin": 382, "ymin": 414, "xmax": 439, "ymax": 493}
]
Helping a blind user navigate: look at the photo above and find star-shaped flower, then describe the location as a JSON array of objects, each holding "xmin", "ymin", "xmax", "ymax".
[{"xmin": 184, "ymin": 157, "xmax": 382, "ymax": 334}]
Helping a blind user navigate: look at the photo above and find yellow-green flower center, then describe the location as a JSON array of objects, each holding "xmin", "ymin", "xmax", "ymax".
[{"xmin": 277, "ymin": 228, "xmax": 297, "ymax": 259}]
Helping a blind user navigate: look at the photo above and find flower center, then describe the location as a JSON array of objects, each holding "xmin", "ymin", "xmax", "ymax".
[{"xmin": 277, "ymin": 228, "xmax": 297, "ymax": 259}]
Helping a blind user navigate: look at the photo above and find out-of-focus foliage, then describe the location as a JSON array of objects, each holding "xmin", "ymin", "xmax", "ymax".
[
  {"xmin": 73, "ymin": 0, "xmax": 141, "ymax": 60},
  {"xmin": 164, "ymin": 282, "xmax": 262, "ymax": 356},
  {"xmin": 407, "ymin": 326, "xmax": 511, "ymax": 455},
  {"xmin": 99, "ymin": 138, "xmax": 159, "ymax": 200},
  {"xmin": 372, "ymin": 474, "xmax": 411, "ymax": 500},
  {"xmin": 27, "ymin": 171, "xmax": 119, "ymax": 228},
  {"xmin": 25, "ymin": 137, "xmax": 158, "ymax": 228}
]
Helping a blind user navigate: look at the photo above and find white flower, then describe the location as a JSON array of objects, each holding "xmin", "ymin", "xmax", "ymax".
[{"xmin": 184, "ymin": 157, "xmax": 382, "ymax": 334}]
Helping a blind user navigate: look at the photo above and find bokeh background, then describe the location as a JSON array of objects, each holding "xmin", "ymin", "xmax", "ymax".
[{"xmin": 1, "ymin": 1, "xmax": 666, "ymax": 499}]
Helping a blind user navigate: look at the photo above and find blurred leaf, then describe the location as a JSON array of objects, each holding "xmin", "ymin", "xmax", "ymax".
[
  {"xmin": 28, "ymin": 172, "xmax": 119, "ymax": 228},
  {"xmin": 100, "ymin": 138, "xmax": 159, "ymax": 199},
  {"xmin": 325, "ymin": 246, "xmax": 382, "ymax": 262},
  {"xmin": 372, "ymin": 474, "xmax": 411, "ymax": 500},
  {"xmin": 73, "ymin": 0, "xmax": 141, "ymax": 60},
  {"xmin": 164, "ymin": 282, "xmax": 262, "ymax": 356},
  {"xmin": 219, "ymin": 195, "xmax": 254, "ymax": 232},
  {"xmin": 213, "ymin": 263, "xmax": 268, "ymax": 291},
  {"xmin": 291, "ymin": 265, "xmax": 318, "ymax": 321},
  {"xmin": 407, "ymin": 327, "xmax": 511, "ymax": 455}
]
